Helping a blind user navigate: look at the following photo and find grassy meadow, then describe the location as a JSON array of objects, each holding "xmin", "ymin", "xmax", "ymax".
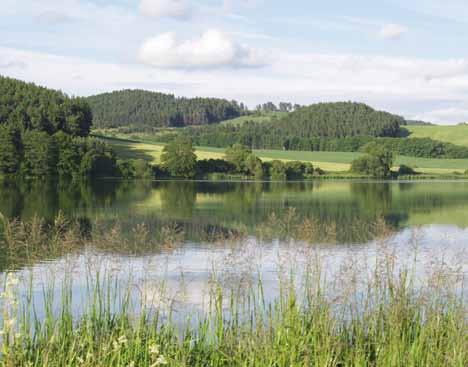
[
  {"xmin": 220, "ymin": 111, "xmax": 289, "ymax": 126},
  {"xmin": 102, "ymin": 136, "xmax": 468, "ymax": 174},
  {"xmin": 407, "ymin": 124, "xmax": 468, "ymax": 147}
]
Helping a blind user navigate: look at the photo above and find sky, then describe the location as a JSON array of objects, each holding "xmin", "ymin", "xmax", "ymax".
[{"xmin": 1, "ymin": 0, "xmax": 468, "ymax": 124}]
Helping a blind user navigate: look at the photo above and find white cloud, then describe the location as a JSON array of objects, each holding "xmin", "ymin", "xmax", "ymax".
[
  {"xmin": 139, "ymin": 30, "xmax": 267, "ymax": 69},
  {"xmin": 379, "ymin": 23, "xmax": 408, "ymax": 40},
  {"xmin": 140, "ymin": 0, "xmax": 191, "ymax": 20},
  {"xmin": 3, "ymin": 45, "xmax": 468, "ymax": 124},
  {"xmin": 34, "ymin": 10, "xmax": 75, "ymax": 25},
  {"xmin": 222, "ymin": 0, "xmax": 263, "ymax": 12},
  {"xmin": 0, "ymin": 59, "xmax": 27, "ymax": 69}
]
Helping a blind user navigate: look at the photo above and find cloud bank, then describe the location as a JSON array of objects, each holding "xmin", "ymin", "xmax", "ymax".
[
  {"xmin": 139, "ymin": 0, "xmax": 191, "ymax": 20},
  {"xmin": 139, "ymin": 30, "xmax": 267, "ymax": 69},
  {"xmin": 379, "ymin": 23, "xmax": 408, "ymax": 40}
]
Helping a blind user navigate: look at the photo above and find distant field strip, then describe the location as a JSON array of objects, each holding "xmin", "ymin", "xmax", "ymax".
[
  {"xmin": 220, "ymin": 112, "xmax": 288, "ymax": 126},
  {"xmin": 103, "ymin": 137, "xmax": 468, "ymax": 173}
]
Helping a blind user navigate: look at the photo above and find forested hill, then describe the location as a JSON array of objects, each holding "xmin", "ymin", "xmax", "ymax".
[
  {"xmin": 185, "ymin": 102, "xmax": 406, "ymax": 148},
  {"xmin": 274, "ymin": 102, "xmax": 405, "ymax": 138},
  {"xmin": 86, "ymin": 89, "xmax": 246, "ymax": 128},
  {"xmin": 0, "ymin": 76, "xmax": 118, "ymax": 179},
  {"xmin": 0, "ymin": 75, "xmax": 92, "ymax": 136}
]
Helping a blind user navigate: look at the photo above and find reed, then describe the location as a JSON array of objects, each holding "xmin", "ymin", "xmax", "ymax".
[
  {"xmin": 0, "ymin": 252, "xmax": 466, "ymax": 366},
  {"xmin": 0, "ymin": 213, "xmax": 466, "ymax": 366}
]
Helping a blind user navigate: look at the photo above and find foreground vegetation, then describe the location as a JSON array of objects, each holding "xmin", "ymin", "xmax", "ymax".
[
  {"xmin": 1, "ymin": 273, "xmax": 464, "ymax": 366},
  {"xmin": 0, "ymin": 215, "xmax": 466, "ymax": 366}
]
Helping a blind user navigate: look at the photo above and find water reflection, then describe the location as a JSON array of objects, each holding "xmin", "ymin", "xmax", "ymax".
[{"xmin": 1, "ymin": 179, "xmax": 468, "ymax": 272}]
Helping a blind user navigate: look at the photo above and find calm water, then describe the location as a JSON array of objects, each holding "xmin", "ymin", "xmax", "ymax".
[{"xmin": 0, "ymin": 180, "xmax": 467, "ymax": 317}]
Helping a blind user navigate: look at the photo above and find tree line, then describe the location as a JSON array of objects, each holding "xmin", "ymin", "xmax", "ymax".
[
  {"xmin": 0, "ymin": 76, "xmax": 118, "ymax": 179},
  {"xmin": 186, "ymin": 102, "xmax": 404, "ymax": 140},
  {"xmin": 154, "ymin": 137, "xmax": 322, "ymax": 181},
  {"xmin": 86, "ymin": 89, "xmax": 247, "ymax": 129},
  {"xmin": 177, "ymin": 107, "xmax": 468, "ymax": 159}
]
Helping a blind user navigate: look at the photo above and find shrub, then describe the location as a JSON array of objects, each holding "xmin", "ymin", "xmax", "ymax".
[
  {"xmin": 285, "ymin": 161, "xmax": 306, "ymax": 180},
  {"xmin": 160, "ymin": 136, "xmax": 197, "ymax": 178},
  {"xmin": 351, "ymin": 143, "xmax": 394, "ymax": 178},
  {"xmin": 398, "ymin": 164, "xmax": 417, "ymax": 176},
  {"xmin": 270, "ymin": 160, "xmax": 287, "ymax": 181}
]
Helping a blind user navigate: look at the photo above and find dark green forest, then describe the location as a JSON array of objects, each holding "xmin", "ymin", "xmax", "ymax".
[
  {"xmin": 0, "ymin": 76, "xmax": 92, "ymax": 136},
  {"xmin": 182, "ymin": 126, "xmax": 468, "ymax": 159},
  {"xmin": 0, "ymin": 76, "xmax": 117, "ymax": 179},
  {"xmin": 86, "ymin": 89, "xmax": 246, "ymax": 128},
  {"xmin": 172, "ymin": 103, "xmax": 468, "ymax": 159},
  {"xmin": 181, "ymin": 102, "xmax": 407, "ymax": 148},
  {"xmin": 272, "ymin": 102, "xmax": 405, "ymax": 138}
]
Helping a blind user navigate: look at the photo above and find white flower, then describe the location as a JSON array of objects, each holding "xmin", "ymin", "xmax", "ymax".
[
  {"xmin": 151, "ymin": 355, "xmax": 168, "ymax": 366},
  {"xmin": 149, "ymin": 343, "xmax": 160, "ymax": 355},
  {"xmin": 118, "ymin": 335, "xmax": 128, "ymax": 345}
]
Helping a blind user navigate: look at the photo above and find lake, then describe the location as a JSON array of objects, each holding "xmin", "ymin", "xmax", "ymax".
[{"xmin": 0, "ymin": 179, "xmax": 467, "ymax": 319}]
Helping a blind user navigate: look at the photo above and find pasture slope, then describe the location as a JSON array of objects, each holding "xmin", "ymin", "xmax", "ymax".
[
  {"xmin": 407, "ymin": 124, "xmax": 468, "ymax": 148},
  {"xmin": 103, "ymin": 136, "xmax": 468, "ymax": 174}
]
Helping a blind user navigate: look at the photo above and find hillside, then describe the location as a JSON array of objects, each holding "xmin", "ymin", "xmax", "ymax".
[
  {"xmin": 408, "ymin": 125, "xmax": 468, "ymax": 148},
  {"xmin": 86, "ymin": 90, "xmax": 246, "ymax": 129},
  {"xmin": 184, "ymin": 102, "xmax": 414, "ymax": 150},
  {"xmin": 103, "ymin": 136, "xmax": 468, "ymax": 174},
  {"xmin": 0, "ymin": 75, "xmax": 92, "ymax": 136},
  {"xmin": 186, "ymin": 102, "xmax": 406, "ymax": 149},
  {"xmin": 274, "ymin": 102, "xmax": 405, "ymax": 138},
  {"xmin": 0, "ymin": 76, "xmax": 118, "ymax": 179}
]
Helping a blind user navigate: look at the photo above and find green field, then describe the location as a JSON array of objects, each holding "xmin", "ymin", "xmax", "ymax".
[
  {"xmin": 220, "ymin": 111, "xmax": 288, "ymax": 126},
  {"xmin": 103, "ymin": 137, "xmax": 468, "ymax": 174},
  {"xmin": 407, "ymin": 124, "xmax": 468, "ymax": 147}
]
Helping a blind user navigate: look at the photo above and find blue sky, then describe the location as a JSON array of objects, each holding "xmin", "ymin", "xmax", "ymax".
[{"xmin": 1, "ymin": 0, "xmax": 468, "ymax": 124}]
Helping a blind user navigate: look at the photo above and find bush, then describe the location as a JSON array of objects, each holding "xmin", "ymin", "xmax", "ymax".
[
  {"xmin": 285, "ymin": 161, "xmax": 306, "ymax": 180},
  {"xmin": 270, "ymin": 160, "xmax": 287, "ymax": 181},
  {"xmin": 398, "ymin": 165, "xmax": 417, "ymax": 176},
  {"xmin": 254, "ymin": 162, "xmax": 265, "ymax": 180},
  {"xmin": 160, "ymin": 136, "xmax": 197, "ymax": 178},
  {"xmin": 225, "ymin": 144, "xmax": 252, "ymax": 173},
  {"xmin": 351, "ymin": 144, "xmax": 394, "ymax": 178},
  {"xmin": 196, "ymin": 159, "xmax": 236, "ymax": 175}
]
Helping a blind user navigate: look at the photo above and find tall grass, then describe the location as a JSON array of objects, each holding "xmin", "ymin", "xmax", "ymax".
[
  {"xmin": 1, "ymin": 257, "xmax": 466, "ymax": 365},
  {"xmin": 0, "ymin": 213, "xmax": 467, "ymax": 366}
]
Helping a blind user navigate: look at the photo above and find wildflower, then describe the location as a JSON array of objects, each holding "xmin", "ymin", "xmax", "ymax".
[
  {"xmin": 149, "ymin": 343, "xmax": 160, "ymax": 355},
  {"xmin": 118, "ymin": 335, "xmax": 128, "ymax": 345},
  {"xmin": 150, "ymin": 355, "xmax": 168, "ymax": 366},
  {"xmin": 128, "ymin": 362, "xmax": 135, "ymax": 367},
  {"xmin": 113, "ymin": 340, "xmax": 120, "ymax": 351},
  {"xmin": 1, "ymin": 272, "xmax": 19, "ymax": 346},
  {"xmin": 5, "ymin": 318, "xmax": 16, "ymax": 329},
  {"xmin": 6, "ymin": 276, "xmax": 19, "ymax": 287}
]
